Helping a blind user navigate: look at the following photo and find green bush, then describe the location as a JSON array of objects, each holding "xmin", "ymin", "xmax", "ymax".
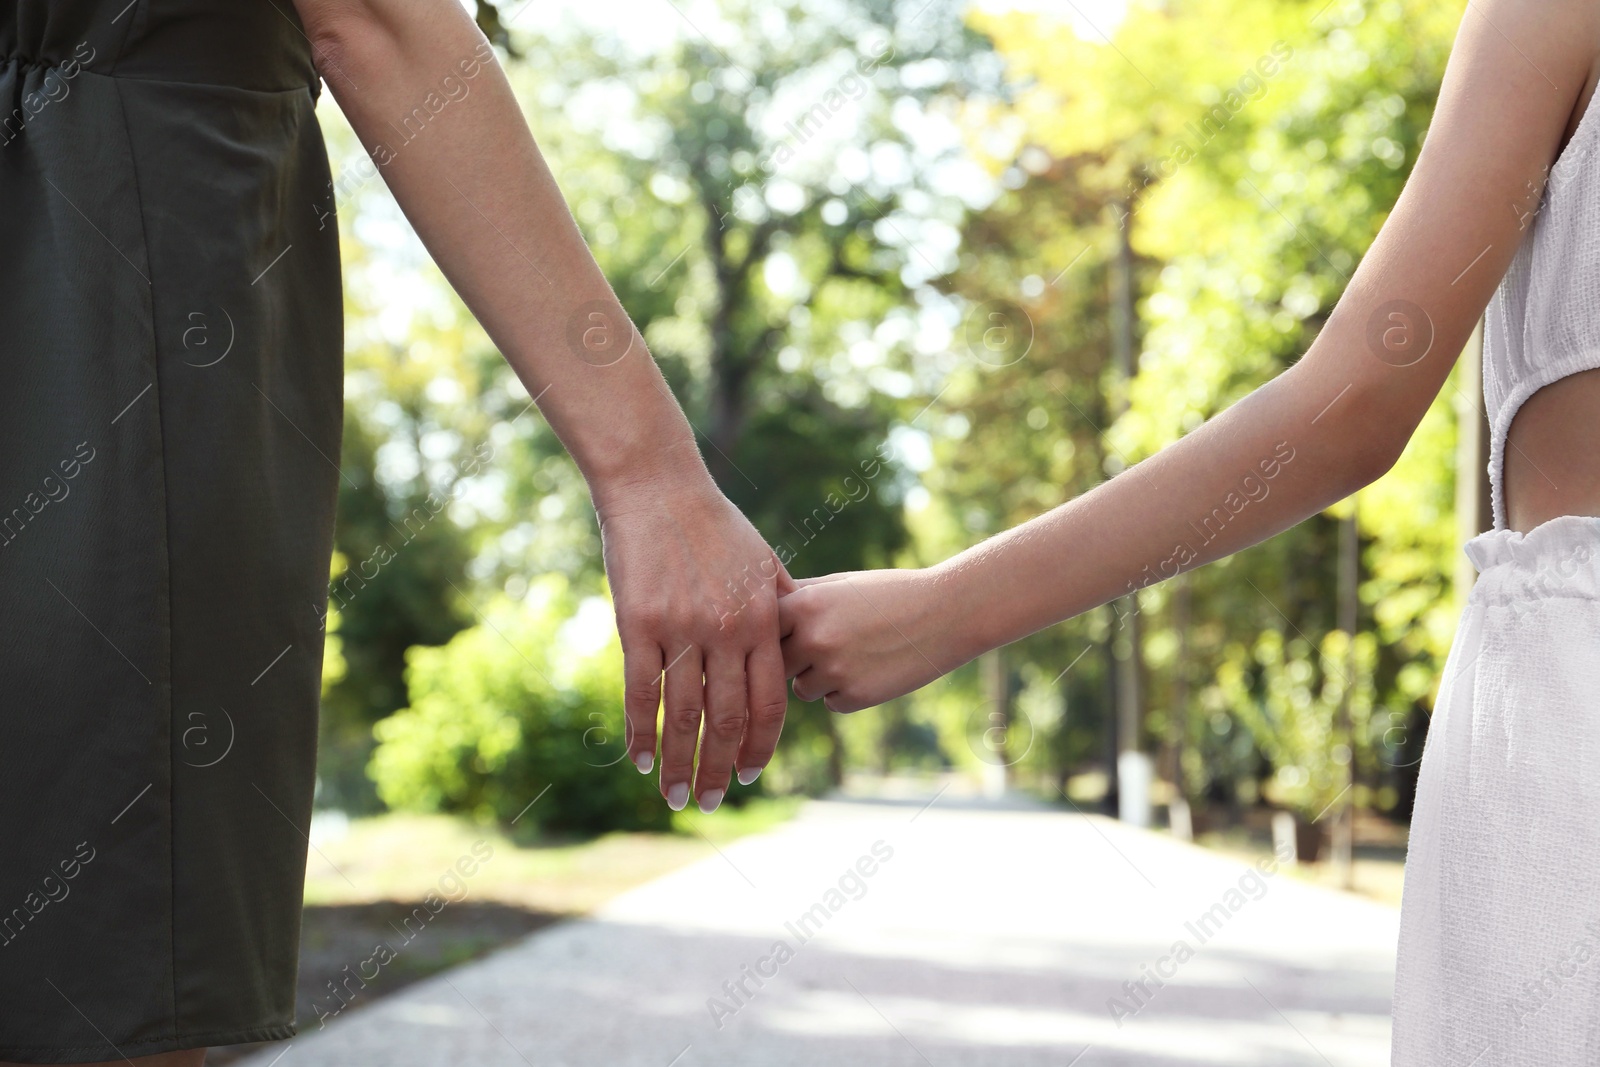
[
  {"xmin": 367, "ymin": 576, "xmax": 671, "ymax": 834},
  {"xmin": 1217, "ymin": 628, "xmax": 1378, "ymax": 820}
]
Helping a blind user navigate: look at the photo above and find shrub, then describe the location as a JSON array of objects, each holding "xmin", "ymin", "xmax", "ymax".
[
  {"xmin": 1216, "ymin": 627, "xmax": 1379, "ymax": 821},
  {"xmin": 368, "ymin": 576, "xmax": 671, "ymax": 834}
]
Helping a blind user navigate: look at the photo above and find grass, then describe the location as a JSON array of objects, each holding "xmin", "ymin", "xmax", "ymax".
[
  {"xmin": 1191, "ymin": 823, "xmax": 1408, "ymax": 907},
  {"xmin": 208, "ymin": 796, "xmax": 802, "ymax": 1064},
  {"xmin": 303, "ymin": 794, "xmax": 803, "ymax": 912}
]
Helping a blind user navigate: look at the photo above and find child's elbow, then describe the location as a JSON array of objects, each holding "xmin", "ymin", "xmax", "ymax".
[{"xmin": 1347, "ymin": 427, "xmax": 1407, "ymax": 492}]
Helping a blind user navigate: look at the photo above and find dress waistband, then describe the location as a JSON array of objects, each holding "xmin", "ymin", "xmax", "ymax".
[
  {"xmin": 1465, "ymin": 513, "xmax": 1600, "ymax": 606},
  {"xmin": 0, "ymin": 0, "xmax": 319, "ymax": 97}
]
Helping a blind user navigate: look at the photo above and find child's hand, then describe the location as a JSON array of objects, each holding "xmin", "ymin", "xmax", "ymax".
[{"xmin": 778, "ymin": 568, "xmax": 965, "ymax": 713}]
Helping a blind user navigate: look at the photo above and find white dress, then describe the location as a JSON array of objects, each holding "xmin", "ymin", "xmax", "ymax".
[{"xmin": 1390, "ymin": 94, "xmax": 1600, "ymax": 1064}]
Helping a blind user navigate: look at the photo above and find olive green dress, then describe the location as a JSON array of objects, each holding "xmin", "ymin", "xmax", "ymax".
[{"xmin": 0, "ymin": 1, "xmax": 341, "ymax": 1059}]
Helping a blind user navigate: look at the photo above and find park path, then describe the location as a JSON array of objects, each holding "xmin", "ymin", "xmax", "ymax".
[{"xmin": 238, "ymin": 787, "xmax": 1400, "ymax": 1066}]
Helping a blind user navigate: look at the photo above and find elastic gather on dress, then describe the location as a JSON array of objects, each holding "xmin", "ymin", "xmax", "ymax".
[
  {"xmin": 1, "ymin": 55, "xmax": 65, "ymax": 72},
  {"xmin": 1465, "ymin": 513, "xmax": 1600, "ymax": 606}
]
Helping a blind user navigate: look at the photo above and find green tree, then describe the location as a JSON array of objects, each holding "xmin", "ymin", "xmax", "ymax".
[{"xmin": 934, "ymin": 0, "xmax": 1468, "ymax": 815}]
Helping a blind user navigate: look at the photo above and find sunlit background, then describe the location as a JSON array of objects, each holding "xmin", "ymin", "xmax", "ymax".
[{"xmin": 240, "ymin": 0, "xmax": 1479, "ymax": 1061}]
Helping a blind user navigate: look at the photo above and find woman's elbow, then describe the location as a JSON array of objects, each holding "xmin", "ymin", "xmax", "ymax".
[{"xmin": 292, "ymin": 0, "xmax": 387, "ymax": 69}]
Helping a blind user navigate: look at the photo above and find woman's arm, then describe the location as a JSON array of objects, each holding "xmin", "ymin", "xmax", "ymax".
[
  {"xmin": 289, "ymin": 0, "xmax": 792, "ymax": 811},
  {"xmin": 781, "ymin": 0, "xmax": 1600, "ymax": 712}
]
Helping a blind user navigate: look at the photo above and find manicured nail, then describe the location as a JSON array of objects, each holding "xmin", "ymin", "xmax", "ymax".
[
  {"xmin": 698, "ymin": 788, "xmax": 725, "ymax": 814},
  {"xmin": 635, "ymin": 751, "xmax": 653, "ymax": 774},
  {"xmin": 737, "ymin": 766, "xmax": 762, "ymax": 785},
  {"xmin": 666, "ymin": 782, "xmax": 689, "ymax": 811}
]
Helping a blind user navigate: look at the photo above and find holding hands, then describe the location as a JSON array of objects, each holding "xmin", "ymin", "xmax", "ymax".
[
  {"xmin": 779, "ymin": 567, "xmax": 973, "ymax": 714},
  {"xmin": 599, "ymin": 464, "xmax": 795, "ymax": 813}
]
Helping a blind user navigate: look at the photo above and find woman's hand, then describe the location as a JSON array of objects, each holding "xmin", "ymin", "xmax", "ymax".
[
  {"xmin": 778, "ymin": 568, "xmax": 969, "ymax": 714},
  {"xmin": 598, "ymin": 469, "xmax": 793, "ymax": 813}
]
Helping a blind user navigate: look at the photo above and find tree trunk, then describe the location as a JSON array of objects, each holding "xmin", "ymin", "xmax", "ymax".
[
  {"xmin": 980, "ymin": 647, "xmax": 1012, "ymax": 797},
  {"xmin": 704, "ymin": 349, "xmax": 750, "ymax": 490},
  {"xmin": 1332, "ymin": 504, "xmax": 1359, "ymax": 889},
  {"xmin": 1164, "ymin": 574, "xmax": 1193, "ymax": 840},
  {"xmin": 819, "ymin": 706, "xmax": 844, "ymax": 790},
  {"xmin": 1102, "ymin": 603, "xmax": 1121, "ymax": 816},
  {"xmin": 1109, "ymin": 198, "xmax": 1149, "ymax": 823}
]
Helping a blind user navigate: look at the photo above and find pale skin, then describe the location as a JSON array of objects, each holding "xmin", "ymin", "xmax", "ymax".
[
  {"xmin": 290, "ymin": 0, "xmax": 795, "ymax": 821},
  {"xmin": 780, "ymin": 1, "xmax": 1600, "ymax": 714}
]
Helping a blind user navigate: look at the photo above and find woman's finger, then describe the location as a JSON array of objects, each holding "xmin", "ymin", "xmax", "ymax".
[
  {"xmin": 736, "ymin": 639, "xmax": 788, "ymax": 785},
  {"xmin": 621, "ymin": 638, "xmax": 663, "ymax": 774},
  {"xmin": 693, "ymin": 647, "xmax": 747, "ymax": 813},
  {"xmin": 658, "ymin": 644, "xmax": 704, "ymax": 811}
]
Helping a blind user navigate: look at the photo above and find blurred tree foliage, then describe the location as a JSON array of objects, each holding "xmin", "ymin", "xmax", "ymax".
[
  {"xmin": 948, "ymin": 0, "xmax": 1469, "ymax": 814},
  {"xmin": 331, "ymin": 0, "xmax": 1481, "ymax": 834},
  {"xmin": 1217, "ymin": 628, "xmax": 1378, "ymax": 820},
  {"xmin": 327, "ymin": 0, "xmax": 1000, "ymax": 811}
]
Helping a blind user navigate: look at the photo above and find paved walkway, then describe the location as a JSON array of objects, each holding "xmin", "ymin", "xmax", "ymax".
[{"xmin": 240, "ymin": 790, "xmax": 1400, "ymax": 1066}]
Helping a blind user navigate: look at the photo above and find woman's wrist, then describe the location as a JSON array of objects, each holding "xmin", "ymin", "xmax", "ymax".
[
  {"xmin": 588, "ymin": 446, "xmax": 714, "ymax": 518},
  {"xmin": 563, "ymin": 349, "xmax": 716, "ymax": 519},
  {"xmin": 585, "ymin": 428, "xmax": 718, "ymax": 520}
]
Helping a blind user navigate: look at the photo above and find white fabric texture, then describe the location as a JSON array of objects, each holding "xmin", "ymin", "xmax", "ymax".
[
  {"xmin": 1482, "ymin": 96, "xmax": 1600, "ymax": 530},
  {"xmin": 1392, "ymin": 514, "xmax": 1600, "ymax": 1065}
]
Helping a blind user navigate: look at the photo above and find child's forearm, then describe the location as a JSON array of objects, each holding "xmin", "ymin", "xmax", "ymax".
[
  {"xmin": 776, "ymin": 343, "xmax": 1424, "ymax": 713},
  {"xmin": 781, "ymin": 0, "xmax": 1590, "ymax": 714},
  {"xmin": 931, "ymin": 360, "xmax": 1391, "ymax": 662}
]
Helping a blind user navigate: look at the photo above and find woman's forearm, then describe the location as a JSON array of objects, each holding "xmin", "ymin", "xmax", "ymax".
[
  {"xmin": 306, "ymin": 6, "xmax": 707, "ymax": 505},
  {"xmin": 297, "ymin": 3, "xmax": 798, "ymax": 809}
]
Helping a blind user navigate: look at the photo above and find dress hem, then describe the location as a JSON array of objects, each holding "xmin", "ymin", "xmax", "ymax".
[{"xmin": 0, "ymin": 1022, "xmax": 296, "ymax": 1064}]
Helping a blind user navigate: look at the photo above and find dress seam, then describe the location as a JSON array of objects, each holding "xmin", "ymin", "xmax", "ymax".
[
  {"xmin": 104, "ymin": 0, "xmax": 143, "ymax": 77},
  {"xmin": 108, "ymin": 71, "xmax": 181, "ymax": 1043},
  {"xmin": 0, "ymin": 56, "xmax": 318, "ymax": 97},
  {"xmin": 0, "ymin": 1021, "xmax": 296, "ymax": 1054}
]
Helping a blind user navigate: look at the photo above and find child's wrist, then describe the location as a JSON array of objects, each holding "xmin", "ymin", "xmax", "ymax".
[{"xmin": 925, "ymin": 559, "xmax": 1004, "ymax": 667}]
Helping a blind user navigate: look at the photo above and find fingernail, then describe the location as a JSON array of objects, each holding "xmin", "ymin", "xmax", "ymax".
[
  {"xmin": 635, "ymin": 751, "xmax": 653, "ymax": 774},
  {"xmin": 666, "ymin": 782, "xmax": 689, "ymax": 811},
  {"xmin": 698, "ymin": 788, "xmax": 725, "ymax": 814},
  {"xmin": 737, "ymin": 766, "xmax": 762, "ymax": 785}
]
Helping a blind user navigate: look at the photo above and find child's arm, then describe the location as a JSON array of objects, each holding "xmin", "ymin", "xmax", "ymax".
[{"xmin": 780, "ymin": 0, "xmax": 1598, "ymax": 713}]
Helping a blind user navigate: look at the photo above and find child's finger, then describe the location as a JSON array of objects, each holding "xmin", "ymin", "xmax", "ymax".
[
  {"xmin": 777, "ymin": 587, "xmax": 802, "ymax": 640},
  {"xmin": 792, "ymin": 666, "xmax": 829, "ymax": 703},
  {"xmin": 824, "ymin": 690, "xmax": 866, "ymax": 715},
  {"xmin": 773, "ymin": 552, "xmax": 798, "ymax": 595},
  {"xmin": 791, "ymin": 572, "xmax": 856, "ymax": 589},
  {"xmin": 780, "ymin": 632, "xmax": 809, "ymax": 678}
]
